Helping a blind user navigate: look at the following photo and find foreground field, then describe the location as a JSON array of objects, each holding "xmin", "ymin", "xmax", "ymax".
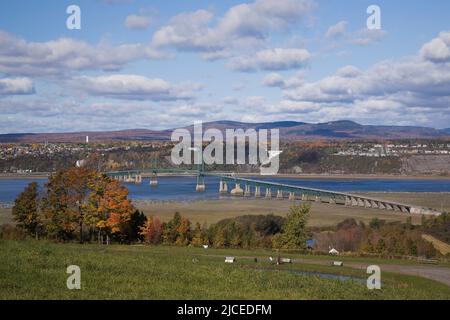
[{"xmin": 1, "ymin": 240, "xmax": 449, "ymax": 299}]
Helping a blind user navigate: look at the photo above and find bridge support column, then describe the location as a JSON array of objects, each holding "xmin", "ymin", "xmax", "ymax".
[
  {"xmin": 357, "ymin": 198, "xmax": 365, "ymax": 207},
  {"xmin": 351, "ymin": 197, "xmax": 358, "ymax": 206},
  {"xmin": 329, "ymin": 197, "xmax": 336, "ymax": 204},
  {"xmin": 276, "ymin": 189, "xmax": 283, "ymax": 199},
  {"xmin": 400, "ymin": 206, "xmax": 410, "ymax": 213},
  {"xmin": 196, "ymin": 183, "xmax": 206, "ymax": 192},
  {"xmin": 370, "ymin": 200, "xmax": 378, "ymax": 208},
  {"xmin": 230, "ymin": 183, "xmax": 244, "ymax": 196},
  {"xmin": 149, "ymin": 173, "xmax": 158, "ymax": 187},
  {"xmin": 364, "ymin": 199, "xmax": 372, "ymax": 208},
  {"xmin": 384, "ymin": 203, "xmax": 393, "ymax": 210},
  {"xmin": 244, "ymin": 184, "xmax": 251, "ymax": 197},
  {"xmin": 135, "ymin": 174, "xmax": 142, "ymax": 184},
  {"xmin": 219, "ymin": 180, "xmax": 228, "ymax": 194},
  {"xmin": 288, "ymin": 192, "xmax": 295, "ymax": 200},
  {"xmin": 301, "ymin": 194, "xmax": 308, "ymax": 201},
  {"xmin": 377, "ymin": 202, "xmax": 385, "ymax": 210},
  {"xmin": 314, "ymin": 195, "xmax": 320, "ymax": 202},
  {"xmin": 254, "ymin": 186, "xmax": 261, "ymax": 198},
  {"xmin": 265, "ymin": 188, "xmax": 272, "ymax": 198}
]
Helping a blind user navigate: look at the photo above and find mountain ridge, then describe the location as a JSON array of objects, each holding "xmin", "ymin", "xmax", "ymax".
[{"xmin": 0, "ymin": 120, "xmax": 449, "ymax": 143}]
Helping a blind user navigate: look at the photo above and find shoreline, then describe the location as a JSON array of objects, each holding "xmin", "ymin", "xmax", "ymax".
[{"xmin": 1, "ymin": 172, "xmax": 450, "ymax": 180}]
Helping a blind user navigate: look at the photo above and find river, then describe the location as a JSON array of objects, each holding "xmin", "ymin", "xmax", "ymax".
[{"xmin": 1, "ymin": 176, "xmax": 450, "ymax": 203}]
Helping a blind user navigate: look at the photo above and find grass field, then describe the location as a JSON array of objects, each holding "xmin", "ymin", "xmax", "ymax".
[{"xmin": 1, "ymin": 240, "xmax": 449, "ymax": 300}]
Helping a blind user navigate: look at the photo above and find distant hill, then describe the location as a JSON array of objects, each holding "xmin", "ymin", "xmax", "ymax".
[{"xmin": 0, "ymin": 120, "xmax": 449, "ymax": 143}]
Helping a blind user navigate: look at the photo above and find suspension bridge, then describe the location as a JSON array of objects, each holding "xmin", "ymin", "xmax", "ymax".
[{"xmin": 105, "ymin": 168, "xmax": 441, "ymax": 216}]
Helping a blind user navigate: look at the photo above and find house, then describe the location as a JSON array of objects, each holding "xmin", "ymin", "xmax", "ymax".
[{"xmin": 329, "ymin": 248, "xmax": 339, "ymax": 256}]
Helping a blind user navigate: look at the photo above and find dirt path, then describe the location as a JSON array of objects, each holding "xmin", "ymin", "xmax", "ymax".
[
  {"xmin": 198, "ymin": 253, "xmax": 450, "ymax": 287},
  {"xmin": 294, "ymin": 258, "xmax": 450, "ymax": 287}
]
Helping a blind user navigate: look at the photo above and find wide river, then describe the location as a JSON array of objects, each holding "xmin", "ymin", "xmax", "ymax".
[{"xmin": 1, "ymin": 176, "xmax": 450, "ymax": 203}]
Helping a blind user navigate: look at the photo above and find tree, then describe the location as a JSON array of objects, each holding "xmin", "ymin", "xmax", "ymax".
[
  {"xmin": 272, "ymin": 204, "xmax": 310, "ymax": 249},
  {"xmin": 163, "ymin": 212, "xmax": 182, "ymax": 244},
  {"xmin": 175, "ymin": 218, "xmax": 191, "ymax": 246},
  {"xmin": 140, "ymin": 216, "xmax": 163, "ymax": 245},
  {"xmin": 190, "ymin": 222, "xmax": 204, "ymax": 247},
  {"xmin": 12, "ymin": 182, "xmax": 41, "ymax": 238}
]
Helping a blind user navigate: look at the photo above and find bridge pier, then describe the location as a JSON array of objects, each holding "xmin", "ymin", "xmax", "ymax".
[
  {"xmin": 314, "ymin": 195, "xmax": 320, "ymax": 202},
  {"xmin": 288, "ymin": 192, "xmax": 295, "ymax": 200},
  {"xmin": 364, "ymin": 199, "xmax": 372, "ymax": 208},
  {"xmin": 149, "ymin": 173, "xmax": 158, "ymax": 187},
  {"xmin": 231, "ymin": 183, "xmax": 244, "ymax": 196},
  {"xmin": 265, "ymin": 188, "xmax": 272, "ymax": 198},
  {"xmin": 196, "ymin": 183, "xmax": 206, "ymax": 192},
  {"xmin": 301, "ymin": 194, "xmax": 308, "ymax": 201},
  {"xmin": 219, "ymin": 180, "xmax": 228, "ymax": 194},
  {"xmin": 254, "ymin": 186, "xmax": 261, "ymax": 198},
  {"xmin": 329, "ymin": 197, "xmax": 336, "ymax": 204},
  {"xmin": 276, "ymin": 189, "xmax": 283, "ymax": 199},
  {"xmin": 135, "ymin": 174, "xmax": 142, "ymax": 184},
  {"xmin": 244, "ymin": 184, "xmax": 251, "ymax": 197}
]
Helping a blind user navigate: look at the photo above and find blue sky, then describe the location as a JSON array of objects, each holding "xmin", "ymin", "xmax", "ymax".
[{"xmin": 0, "ymin": 0, "xmax": 449, "ymax": 133}]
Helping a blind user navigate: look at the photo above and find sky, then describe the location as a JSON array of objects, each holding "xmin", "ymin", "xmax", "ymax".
[{"xmin": 0, "ymin": 0, "xmax": 450, "ymax": 133}]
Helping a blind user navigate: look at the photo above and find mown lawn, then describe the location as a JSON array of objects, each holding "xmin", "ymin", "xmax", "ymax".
[{"xmin": 1, "ymin": 240, "xmax": 449, "ymax": 300}]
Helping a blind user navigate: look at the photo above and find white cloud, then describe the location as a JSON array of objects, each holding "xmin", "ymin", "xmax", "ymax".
[
  {"xmin": 351, "ymin": 28, "xmax": 386, "ymax": 46},
  {"xmin": 229, "ymin": 48, "xmax": 311, "ymax": 72},
  {"xmin": 70, "ymin": 74, "xmax": 200, "ymax": 101},
  {"xmin": 262, "ymin": 73, "xmax": 285, "ymax": 87},
  {"xmin": 0, "ymin": 77, "xmax": 35, "ymax": 95},
  {"xmin": 420, "ymin": 31, "xmax": 450, "ymax": 63},
  {"xmin": 0, "ymin": 30, "xmax": 166, "ymax": 76},
  {"xmin": 151, "ymin": 0, "xmax": 315, "ymax": 57},
  {"xmin": 326, "ymin": 21, "xmax": 347, "ymax": 38},
  {"xmin": 124, "ymin": 14, "xmax": 152, "ymax": 29},
  {"xmin": 273, "ymin": 31, "xmax": 450, "ymax": 127}
]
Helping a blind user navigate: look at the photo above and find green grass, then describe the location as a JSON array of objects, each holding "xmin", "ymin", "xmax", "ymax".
[{"xmin": 1, "ymin": 240, "xmax": 449, "ymax": 300}]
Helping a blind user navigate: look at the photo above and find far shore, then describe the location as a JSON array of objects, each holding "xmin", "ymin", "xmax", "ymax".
[{"xmin": 1, "ymin": 172, "xmax": 450, "ymax": 180}]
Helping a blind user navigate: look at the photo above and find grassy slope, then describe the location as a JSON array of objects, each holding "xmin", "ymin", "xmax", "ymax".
[{"xmin": 1, "ymin": 240, "xmax": 449, "ymax": 300}]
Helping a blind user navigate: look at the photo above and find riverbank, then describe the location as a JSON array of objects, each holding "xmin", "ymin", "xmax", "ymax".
[
  {"xmin": 1, "ymin": 172, "xmax": 450, "ymax": 180},
  {"xmin": 2, "ymin": 192, "xmax": 449, "ymax": 227}
]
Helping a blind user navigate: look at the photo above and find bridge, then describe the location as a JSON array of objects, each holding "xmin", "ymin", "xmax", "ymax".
[{"xmin": 105, "ymin": 168, "xmax": 441, "ymax": 216}]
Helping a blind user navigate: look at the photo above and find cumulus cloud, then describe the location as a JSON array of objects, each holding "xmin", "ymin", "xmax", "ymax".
[
  {"xmin": 326, "ymin": 21, "xmax": 347, "ymax": 38},
  {"xmin": 0, "ymin": 77, "xmax": 35, "ymax": 95},
  {"xmin": 274, "ymin": 31, "xmax": 450, "ymax": 127},
  {"xmin": 262, "ymin": 73, "xmax": 285, "ymax": 87},
  {"xmin": 0, "ymin": 30, "xmax": 166, "ymax": 76},
  {"xmin": 420, "ymin": 31, "xmax": 450, "ymax": 63},
  {"xmin": 229, "ymin": 48, "xmax": 311, "ymax": 72},
  {"xmin": 151, "ymin": 0, "xmax": 314, "ymax": 57},
  {"xmin": 124, "ymin": 14, "xmax": 152, "ymax": 29},
  {"xmin": 70, "ymin": 74, "xmax": 200, "ymax": 101}
]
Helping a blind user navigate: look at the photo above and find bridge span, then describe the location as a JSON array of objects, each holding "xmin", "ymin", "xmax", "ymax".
[{"xmin": 105, "ymin": 169, "xmax": 441, "ymax": 216}]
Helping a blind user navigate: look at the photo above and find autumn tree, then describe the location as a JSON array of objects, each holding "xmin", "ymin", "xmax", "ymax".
[
  {"xmin": 12, "ymin": 182, "xmax": 41, "ymax": 238},
  {"xmin": 190, "ymin": 222, "xmax": 204, "ymax": 246},
  {"xmin": 272, "ymin": 204, "xmax": 310, "ymax": 249},
  {"xmin": 140, "ymin": 216, "xmax": 163, "ymax": 245}
]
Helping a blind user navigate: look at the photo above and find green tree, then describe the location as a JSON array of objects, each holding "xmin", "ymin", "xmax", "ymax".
[
  {"xmin": 12, "ymin": 182, "xmax": 41, "ymax": 238},
  {"xmin": 273, "ymin": 204, "xmax": 310, "ymax": 249},
  {"xmin": 191, "ymin": 222, "xmax": 204, "ymax": 247}
]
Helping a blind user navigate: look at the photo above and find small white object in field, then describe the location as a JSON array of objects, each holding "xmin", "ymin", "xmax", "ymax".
[{"xmin": 203, "ymin": 245, "xmax": 209, "ymax": 249}]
